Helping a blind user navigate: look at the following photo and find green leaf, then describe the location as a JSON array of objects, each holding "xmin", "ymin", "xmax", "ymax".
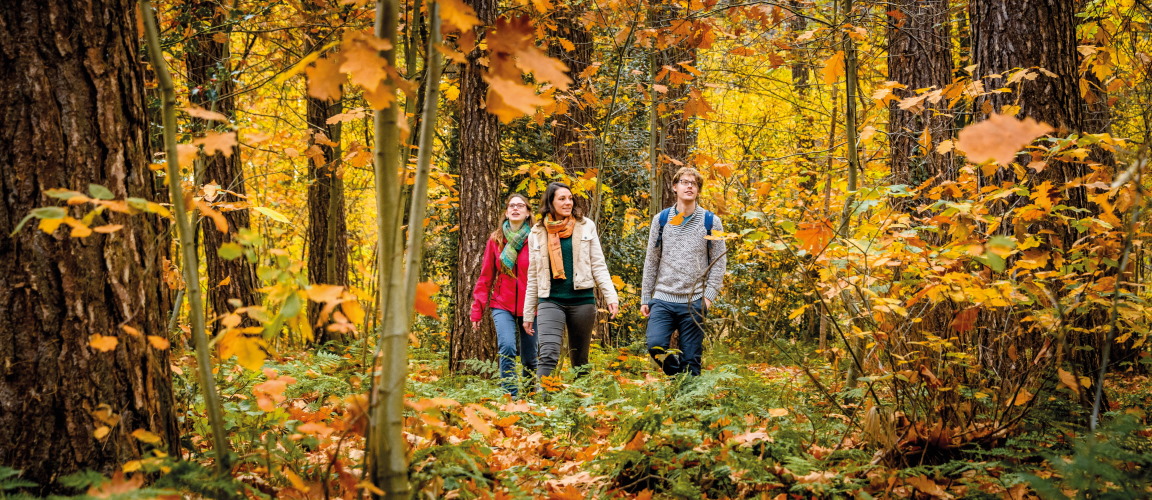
[
  {"xmin": 31, "ymin": 207, "xmax": 67, "ymax": 219},
  {"xmin": 88, "ymin": 184, "xmax": 115, "ymax": 200},
  {"xmin": 218, "ymin": 242, "xmax": 245, "ymax": 260},
  {"xmin": 252, "ymin": 206, "xmax": 290, "ymax": 224},
  {"xmin": 44, "ymin": 189, "xmax": 85, "ymax": 200}
]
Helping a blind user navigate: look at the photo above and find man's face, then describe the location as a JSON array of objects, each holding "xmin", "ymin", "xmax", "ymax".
[{"xmin": 673, "ymin": 175, "xmax": 699, "ymax": 202}]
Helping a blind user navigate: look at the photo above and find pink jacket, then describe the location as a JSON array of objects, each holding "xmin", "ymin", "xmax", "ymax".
[{"xmin": 470, "ymin": 237, "xmax": 529, "ymax": 322}]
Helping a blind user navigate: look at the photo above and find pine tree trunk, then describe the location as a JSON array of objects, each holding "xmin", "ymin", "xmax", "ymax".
[
  {"xmin": 449, "ymin": 0, "xmax": 500, "ymax": 372},
  {"xmin": 183, "ymin": 1, "xmax": 260, "ymax": 325},
  {"xmin": 888, "ymin": 0, "xmax": 955, "ymax": 185},
  {"xmin": 0, "ymin": 0, "xmax": 177, "ymax": 492},
  {"xmin": 549, "ymin": 4, "xmax": 595, "ymax": 178},
  {"xmin": 303, "ymin": 1, "xmax": 349, "ymax": 344},
  {"xmin": 652, "ymin": 1, "xmax": 698, "ymax": 208}
]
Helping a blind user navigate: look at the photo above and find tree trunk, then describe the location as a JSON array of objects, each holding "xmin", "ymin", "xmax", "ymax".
[
  {"xmin": 652, "ymin": 0, "xmax": 698, "ymax": 208},
  {"xmin": 0, "ymin": 0, "xmax": 177, "ymax": 492},
  {"xmin": 449, "ymin": 0, "xmax": 500, "ymax": 372},
  {"xmin": 303, "ymin": 1, "xmax": 350, "ymax": 344},
  {"xmin": 549, "ymin": 4, "xmax": 596, "ymax": 178},
  {"xmin": 183, "ymin": 1, "xmax": 260, "ymax": 325},
  {"xmin": 888, "ymin": 0, "xmax": 955, "ymax": 185}
]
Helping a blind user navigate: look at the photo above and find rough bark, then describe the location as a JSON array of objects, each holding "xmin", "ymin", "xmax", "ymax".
[
  {"xmin": 449, "ymin": 0, "xmax": 500, "ymax": 372},
  {"xmin": 652, "ymin": 0, "xmax": 698, "ymax": 208},
  {"xmin": 549, "ymin": 5, "xmax": 596, "ymax": 177},
  {"xmin": 303, "ymin": 1, "xmax": 349, "ymax": 344},
  {"xmin": 183, "ymin": 1, "xmax": 260, "ymax": 325},
  {"xmin": 0, "ymin": 0, "xmax": 177, "ymax": 492},
  {"xmin": 888, "ymin": 0, "xmax": 956, "ymax": 185}
]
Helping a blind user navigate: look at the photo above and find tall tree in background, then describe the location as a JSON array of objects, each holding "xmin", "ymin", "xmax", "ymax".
[
  {"xmin": 887, "ymin": 0, "xmax": 955, "ymax": 185},
  {"xmin": 0, "ymin": 0, "xmax": 177, "ymax": 491},
  {"xmin": 651, "ymin": 0, "xmax": 698, "ymax": 208},
  {"xmin": 303, "ymin": 0, "xmax": 350, "ymax": 343},
  {"xmin": 183, "ymin": 1, "xmax": 260, "ymax": 325},
  {"xmin": 549, "ymin": 4, "xmax": 596, "ymax": 177},
  {"xmin": 449, "ymin": 0, "xmax": 500, "ymax": 372}
]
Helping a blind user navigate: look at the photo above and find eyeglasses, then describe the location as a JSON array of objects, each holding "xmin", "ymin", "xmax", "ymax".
[
  {"xmin": 676, "ymin": 179, "xmax": 698, "ymax": 187},
  {"xmin": 507, "ymin": 203, "xmax": 528, "ymax": 209}
]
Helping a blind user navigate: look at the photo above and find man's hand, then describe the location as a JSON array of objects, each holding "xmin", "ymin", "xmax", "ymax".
[
  {"xmin": 608, "ymin": 303, "xmax": 619, "ymax": 318},
  {"xmin": 704, "ymin": 298, "xmax": 712, "ymax": 309},
  {"xmin": 523, "ymin": 321, "xmax": 534, "ymax": 336},
  {"xmin": 640, "ymin": 304, "xmax": 650, "ymax": 317},
  {"xmin": 471, "ymin": 321, "xmax": 481, "ymax": 332}
]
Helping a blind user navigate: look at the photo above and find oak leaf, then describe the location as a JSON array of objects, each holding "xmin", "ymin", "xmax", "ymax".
[
  {"xmin": 955, "ymin": 113, "xmax": 1053, "ymax": 165},
  {"xmin": 821, "ymin": 51, "xmax": 845, "ymax": 85},
  {"xmin": 305, "ymin": 55, "xmax": 344, "ymax": 102},
  {"xmin": 339, "ymin": 45, "xmax": 389, "ymax": 92},
  {"xmin": 484, "ymin": 76, "xmax": 550, "ymax": 123},
  {"xmin": 439, "ymin": 0, "xmax": 480, "ymax": 33}
]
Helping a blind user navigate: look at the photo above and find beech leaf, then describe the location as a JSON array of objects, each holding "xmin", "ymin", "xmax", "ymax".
[{"xmin": 955, "ymin": 113, "xmax": 1053, "ymax": 165}]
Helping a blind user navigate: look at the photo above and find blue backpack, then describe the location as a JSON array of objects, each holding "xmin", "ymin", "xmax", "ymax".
[{"xmin": 656, "ymin": 207, "xmax": 715, "ymax": 262}]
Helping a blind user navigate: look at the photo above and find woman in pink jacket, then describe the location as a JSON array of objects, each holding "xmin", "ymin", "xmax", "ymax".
[{"xmin": 471, "ymin": 193, "xmax": 536, "ymax": 398}]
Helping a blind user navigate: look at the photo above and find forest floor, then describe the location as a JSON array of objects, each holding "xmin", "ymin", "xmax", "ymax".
[{"xmin": 140, "ymin": 338, "xmax": 1152, "ymax": 500}]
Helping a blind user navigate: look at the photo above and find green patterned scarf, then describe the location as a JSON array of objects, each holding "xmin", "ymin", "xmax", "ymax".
[{"xmin": 500, "ymin": 220, "xmax": 530, "ymax": 275}]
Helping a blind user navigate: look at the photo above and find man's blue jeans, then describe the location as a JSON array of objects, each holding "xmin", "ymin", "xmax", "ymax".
[
  {"xmin": 645, "ymin": 298, "xmax": 706, "ymax": 376},
  {"xmin": 492, "ymin": 308, "xmax": 537, "ymax": 398}
]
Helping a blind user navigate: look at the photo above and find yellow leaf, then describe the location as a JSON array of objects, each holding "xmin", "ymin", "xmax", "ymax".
[
  {"xmin": 120, "ymin": 325, "xmax": 141, "ymax": 337},
  {"xmin": 89, "ymin": 334, "xmax": 118, "ymax": 352},
  {"xmin": 306, "ymin": 284, "xmax": 345, "ymax": 303},
  {"xmin": 122, "ymin": 460, "xmax": 142, "ymax": 473},
  {"xmin": 283, "ymin": 468, "xmax": 309, "ymax": 492},
  {"xmin": 1012, "ymin": 388, "xmax": 1034, "ymax": 406},
  {"xmin": 768, "ymin": 408, "xmax": 789, "ymax": 417},
  {"xmin": 669, "ymin": 212, "xmax": 686, "ymax": 226},
  {"xmin": 218, "ymin": 330, "xmax": 268, "ymax": 371},
  {"xmin": 339, "ymin": 44, "xmax": 390, "ymax": 92},
  {"xmin": 38, "ymin": 217, "xmax": 65, "ymax": 234},
  {"xmin": 357, "ymin": 481, "xmax": 385, "ymax": 495},
  {"xmin": 94, "ymin": 426, "xmax": 111, "ymax": 440},
  {"xmin": 611, "ymin": 275, "xmax": 625, "ymax": 290},
  {"xmin": 415, "ymin": 281, "xmax": 440, "ymax": 319},
  {"xmin": 65, "ymin": 218, "xmax": 93, "ymax": 238},
  {"xmin": 955, "ymin": 113, "xmax": 1054, "ymax": 165},
  {"xmin": 147, "ymin": 335, "xmax": 171, "ymax": 350},
  {"xmin": 131, "ymin": 429, "xmax": 162, "ymax": 444},
  {"xmin": 821, "ymin": 51, "xmax": 845, "ymax": 85}
]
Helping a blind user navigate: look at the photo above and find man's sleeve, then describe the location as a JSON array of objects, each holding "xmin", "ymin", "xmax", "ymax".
[
  {"xmin": 704, "ymin": 216, "xmax": 726, "ymax": 301},
  {"xmin": 640, "ymin": 213, "xmax": 662, "ymax": 305}
]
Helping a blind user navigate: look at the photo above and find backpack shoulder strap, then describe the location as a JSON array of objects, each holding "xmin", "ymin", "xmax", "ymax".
[
  {"xmin": 703, "ymin": 210, "xmax": 714, "ymax": 234},
  {"xmin": 655, "ymin": 207, "xmax": 672, "ymax": 248}
]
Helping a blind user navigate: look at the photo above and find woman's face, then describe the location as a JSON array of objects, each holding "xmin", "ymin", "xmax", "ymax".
[
  {"xmin": 506, "ymin": 197, "xmax": 528, "ymax": 223},
  {"xmin": 551, "ymin": 188, "xmax": 574, "ymax": 218}
]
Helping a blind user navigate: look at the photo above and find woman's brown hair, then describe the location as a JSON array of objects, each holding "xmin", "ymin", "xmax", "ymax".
[
  {"xmin": 536, "ymin": 182, "xmax": 585, "ymax": 225},
  {"xmin": 489, "ymin": 193, "xmax": 534, "ymax": 244}
]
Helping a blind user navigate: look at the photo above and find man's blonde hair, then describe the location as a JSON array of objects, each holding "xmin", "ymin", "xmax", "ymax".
[{"xmin": 673, "ymin": 166, "xmax": 704, "ymax": 191}]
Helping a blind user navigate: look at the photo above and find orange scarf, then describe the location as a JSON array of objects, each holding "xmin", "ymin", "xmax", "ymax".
[{"xmin": 544, "ymin": 215, "xmax": 575, "ymax": 280}]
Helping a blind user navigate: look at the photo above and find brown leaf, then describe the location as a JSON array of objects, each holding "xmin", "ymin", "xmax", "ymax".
[
  {"xmin": 955, "ymin": 113, "xmax": 1053, "ymax": 165},
  {"xmin": 1057, "ymin": 368, "xmax": 1080, "ymax": 396},
  {"xmin": 904, "ymin": 475, "xmax": 953, "ymax": 499},
  {"xmin": 184, "ymin": 106, "xmax": 229, "ymax": 122}
]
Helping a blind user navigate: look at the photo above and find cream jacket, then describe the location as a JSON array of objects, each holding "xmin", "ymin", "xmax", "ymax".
[{"xmin": 523, "ymin": 217, "xmax": 619, "ymax": 318}]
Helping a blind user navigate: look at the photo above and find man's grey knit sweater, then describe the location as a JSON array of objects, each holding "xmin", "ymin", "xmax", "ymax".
[{"xmin": 641, "ymin": 206, "xmax": 727, "ymax": 305}]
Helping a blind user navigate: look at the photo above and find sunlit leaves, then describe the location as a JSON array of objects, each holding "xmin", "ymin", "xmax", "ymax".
[
  {"xmin": 795, "ymin": 220, "xmax": 834, "ymax": 254},
  {"xmin": 955, "ymin": 113, "xmax": 1054, "ymax": 165},
  {"xmin": 218, "ymin": 328, "xmax": 268, "ymax": 371},
  {"xmin": 193, "ymin": 131, "xmax": 238, "ymax": 157},
  {"xmin": 305, "ymin": 55, "xmax": 344, "ymax": 101},
  {"xmin": 438, "ymin": 0, "xmax": 480, "ymax": 33},
  {"xmin": 821, "ymin": 50, "xmax": 845, "ymax": 84}
]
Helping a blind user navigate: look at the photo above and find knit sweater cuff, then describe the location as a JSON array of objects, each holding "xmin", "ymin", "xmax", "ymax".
[{"xmin": 704, "ymin": 288, "xmax": 720, "ymax": 302}]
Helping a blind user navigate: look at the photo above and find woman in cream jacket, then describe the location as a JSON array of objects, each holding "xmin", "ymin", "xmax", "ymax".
[{"xmin": 522, "ymin": 182, "xmax": 619, "ymax": 380}]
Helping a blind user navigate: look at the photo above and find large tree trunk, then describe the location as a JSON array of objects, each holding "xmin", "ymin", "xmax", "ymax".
[
  {"xmin": 449, "ymin": 0, "xmax": 500, "ymax": 372},
  {"xmin": 549, "ymin": 5, "xmax": 595, "ymax": 177},
  {"xmin": 0, "ymin": 0, "xmax": 177, "ymax": 492},
  {"xmin": 652, "ymin": 1, "xmax": 698, "ymax": 208},
  {"xmin": 888, "ymin": 0, "xmax": 955, "ymax": 185},
  {"xmin": 303, "ymin": 1, "xmax": 349, "ymax": 344},
  {"xmin": 183, "ymin": 1, "xmax": 260, "ymax": 326}
]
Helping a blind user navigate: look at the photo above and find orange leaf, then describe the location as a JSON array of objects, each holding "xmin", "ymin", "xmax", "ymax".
[
  {"xmin": 484, "ymin": 76, "xmax": 551, "ymax": 123},
  {"xmin": 795, "ymin": 220, "xmax": 834, "ymax": 254},
  {"xmin": 821, "ymin": 50, "xmax": 845, "ymax": 85},
  {"xmin": 184, "ymin": 106, "xmax": 229, "ymax": 122},
  {"xmin": 176, "ymin": 144, "xmax": 198, "ymax": 166},
  {"xmin": 462, "ymin": 405, "xmax": 493, "ymax": 437},
  {"xmin": 438, "ymin": 0, "xmax": 480, "ymax": 32},
  {"xmin": 1057, "ymin": 368, "xmax": 1080, "ymax": 396},
  {"xmin": 306, "ymin": 55, "xmax": 345, "ymax": 102},
  {"xmin": 88, "ymin": 471, "xmax": 144, "ymax": 498},
  {"xmin": 120, "ymin": 325, "xmax": 142, "ymax": 337},
  {"xmin": 89, "ymin": 334, "xmax": 118, "ymax": 352},
  {"xmin": 415, "ymin": 281, "xmax": 440, "ymax": 319},
  {"xmin": 195, "ymin": 200, "xmax": 229, "ymax": 233},
  {"xmin": 669, "ymin": 212, "xmax": 687, "ymax": 226},
  {"xmin": 193, "ymin": 131, "xmax": 238, "ymax": 158},
  {"xmin": 950, "ymin": 307, "xmax": 979, "ymax": 333},
  {"xmin": 339, "ymin": 44, "xmax": 390, "ymax": 92},
  {"xmin": 147, "ymin": 335, "xmax": 170, "ymax": 350},
  {"xmin": 955, "ymin": 113, "xmax": 1053, "ymax": 165},
  {"xmin": 767, "ymin": 408, "xmax": 789, "ymax": 417},
  {"xmin": 92, "ymin": 224, "xmax": 124, "ymax": 234}
]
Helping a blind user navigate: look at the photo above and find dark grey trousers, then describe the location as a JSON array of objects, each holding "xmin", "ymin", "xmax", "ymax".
[{"xmin": 535, "ymin": 301, "xmax": 597, "ymax": 378}]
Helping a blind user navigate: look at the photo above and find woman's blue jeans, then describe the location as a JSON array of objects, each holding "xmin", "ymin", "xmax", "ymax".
[{"xmin": 492, "ymin": 308, "xmax": 537, "ymax": 398}]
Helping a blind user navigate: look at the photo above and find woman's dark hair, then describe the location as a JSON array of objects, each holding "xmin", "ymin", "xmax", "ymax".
[
  {"xmin": 489, "ymin": 193, "xmax": 533, "ymax": 244},
  {"xmin": 537, "ymin": 182, "xmax": 584, "ymax": 223}
]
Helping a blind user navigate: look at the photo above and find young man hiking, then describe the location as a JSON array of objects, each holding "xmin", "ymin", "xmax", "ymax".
[{"xmin": 641, "ymin": 166, "xmax": 727, "ymax": 376}]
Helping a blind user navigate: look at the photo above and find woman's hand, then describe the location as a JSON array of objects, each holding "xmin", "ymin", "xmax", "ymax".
[
  {"xmin": 471, "ymin": 321, "xmax": 481, "ymax": 332},
  {"xmin": 608, "ymin": 303, "xmax": 619, "ymax": 318},
  {"xmin": 523, "ymin": 321, "xmax": 534, "ymax": 336}
]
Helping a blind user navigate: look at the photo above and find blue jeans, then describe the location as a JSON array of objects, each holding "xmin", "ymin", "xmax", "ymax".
[
  {"xmin": 492, "ymin": 308, "xmax": 537, "ymax": 397},
  {"xmin": 645, "ymin": 299, "xmax": 706, "ymax": 376}
]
